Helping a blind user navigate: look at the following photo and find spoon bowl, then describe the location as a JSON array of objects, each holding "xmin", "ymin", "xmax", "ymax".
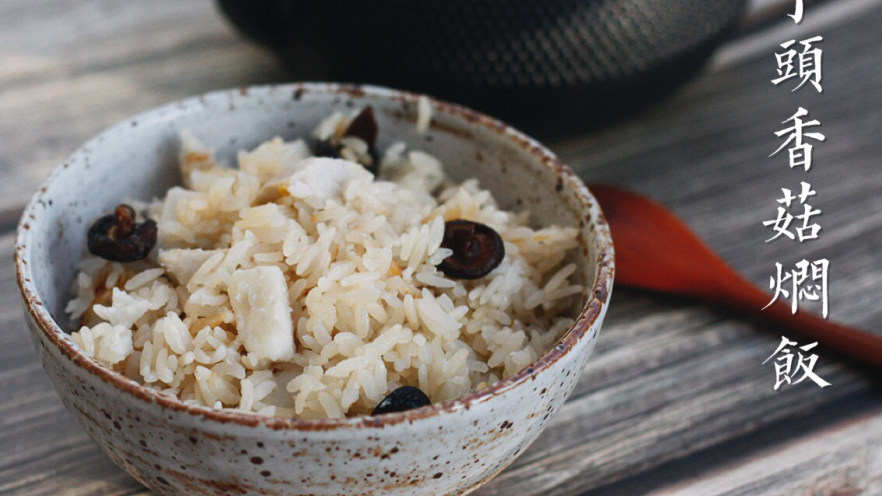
[{"xmin": 590, "ymin": 184, "xmax": 882, "ymax": 370}]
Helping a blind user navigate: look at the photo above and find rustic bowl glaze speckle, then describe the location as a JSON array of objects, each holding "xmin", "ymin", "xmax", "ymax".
[{"xmin": 14, "ymin": 83, "xmax": 614, "ymax": 495}]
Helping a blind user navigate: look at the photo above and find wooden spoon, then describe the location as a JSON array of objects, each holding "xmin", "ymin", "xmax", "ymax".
[{"xmin": 590, "ymin": 184, "xmax": 882, "ymax": 369}]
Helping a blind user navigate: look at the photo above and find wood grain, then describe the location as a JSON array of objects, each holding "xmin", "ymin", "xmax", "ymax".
[
  {"xmin": 477, "ymin": 3, "xmax": 882, "ymax": 493},
  {"xmin": 0, "ymin": 232, "xmax": 139, "ymax": 496},
  {"xmin": 0, "ymin": 0, "xmax": 844, "ymax": 223},
  {"xmin": 648, "ymin": 409, "xmax": 882, "ymax": 496},
  {"xmin": 0, "ymin": 0, "xmax": 288, "ymax": 221},
  {"xmin": 1, "ymin": 0, "xmax": 881, "ymax": 495}
]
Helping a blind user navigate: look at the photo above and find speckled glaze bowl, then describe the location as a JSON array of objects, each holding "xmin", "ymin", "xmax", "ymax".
[{"xmin": 15, "ymin": 83, "xmax": 614, "ymax": 496}]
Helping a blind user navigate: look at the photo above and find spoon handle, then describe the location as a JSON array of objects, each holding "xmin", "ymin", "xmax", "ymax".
[{"xmin": 707, "ymin": 270, "xmax": 882, "ymax": 369}]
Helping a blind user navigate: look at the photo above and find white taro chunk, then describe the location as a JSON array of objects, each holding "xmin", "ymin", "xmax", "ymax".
[
  {"xmin": 158, "ymin": 248, "xmax": 223, "ymax": 286},
  {"xmin": 286, "ymin": 157, "xmax": 373, "ymax": 206},
  {"xmin": 238, "ymin": 137, "xmax": 311, "ymax": 185},
  {"xmin": 178, "ymin": 130, "xmax": 216, "ymax": 186},
  {"xmin": 228, "ymin": 266, "xmax": 296, "ymax": 361},
  {"xmin": 72, "ymin": 322, "xmax": 133, "ymax": 365}
]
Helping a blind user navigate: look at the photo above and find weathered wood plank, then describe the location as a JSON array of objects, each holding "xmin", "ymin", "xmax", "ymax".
[
  {"xmin": 0, "ymin": 231, "xmax": 137, "ymax": 495},
  {"xmin": 648, "ymin": 409, "xmax": 882, "ymax": 496},
  {"xmin": 0, "ymin": 0, "xmax": 288, "ymax": 218},
  {"xmin": 474, "ymin": 4, "xmax": 882, "ymax": 495},
  {"xmin": 0, "ymin": 0, "xmax": 854, "ymax": 222},
  {"xmin": 552, "ymin": 0, "xmax": 882, "ymax": 316}
]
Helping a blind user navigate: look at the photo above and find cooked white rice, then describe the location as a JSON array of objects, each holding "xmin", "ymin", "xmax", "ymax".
[{"xmin": 66, "ymin": 110, "xmax": 583, "ymax": 419}]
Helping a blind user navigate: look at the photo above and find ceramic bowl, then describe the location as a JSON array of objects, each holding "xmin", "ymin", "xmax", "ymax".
[{"xmin": 14, "ymin": 83, "xmax": 614, "ymax": 496}]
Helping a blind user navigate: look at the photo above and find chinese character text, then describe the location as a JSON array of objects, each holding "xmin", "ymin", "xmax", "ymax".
[
  {"xmin": 771, "ymin": 107, "xmax": 826, "ymax": 171},
  {"xmin": 763, "ymin": 181, "xmax": 822, "ymax": 242},
  {"xmin": 765, "ymin": 258, "xmax": 830, "ymax": 317},
  {"xmin": 763, "ymin": 336, "xmax": 831, "ymax": 390},
  {"xmin": 772, "ymin": 36, "xmax": 824, "ymax": 92}
]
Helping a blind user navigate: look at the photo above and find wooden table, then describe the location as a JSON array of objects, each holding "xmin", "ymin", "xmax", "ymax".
[{"xmin": 2, "ymin": 1, "xmax": 880, "ymax": 494}]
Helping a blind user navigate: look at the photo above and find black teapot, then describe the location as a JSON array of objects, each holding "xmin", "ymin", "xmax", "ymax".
[{"xmin": 217, "ymin": 0, "xmax": 746, "ymax": 129}]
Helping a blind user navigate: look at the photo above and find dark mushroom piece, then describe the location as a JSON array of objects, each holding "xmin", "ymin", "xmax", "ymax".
[
  {"xmin": 371, "ymin": 386, "xmax": 431, "ymax": 415},
  {"xmin": 437, "ymin": 220, "xmax": 505, "ymax": 279},
  {"xmin": 87, "ymin": 204, "xmax": 158, "ymax": 263},
  {"xmin": 313, "ymin": 106, "xmax": 380, "ymax": 174},
  {"xmin": 312, "ymin": 139, "xmax": 341, "ymax": 159},
  {"xmin": 343, "ymin": 106, "xmax": 378, "ymax": 146}
]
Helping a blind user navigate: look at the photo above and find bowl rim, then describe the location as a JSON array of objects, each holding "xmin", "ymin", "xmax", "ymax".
[{"xmin": 14, "ymin": 82, "xmax": 614, "ymax": 431}]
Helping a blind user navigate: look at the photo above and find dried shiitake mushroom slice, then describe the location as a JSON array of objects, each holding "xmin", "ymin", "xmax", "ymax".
[
  {"xmin": 371, "ymin": 386, "xmax": 431, "ymax": 415},
  {"xmin": 87, "ymin": 204, "xmax": 157, "ymax": 263},
  {"xmin": 313, "ymin": 106, "xmax": 380, "ymax": 174},
  {"xmin": 437, "ymin": 220, "xmax": 505, "ymax": 279}
]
